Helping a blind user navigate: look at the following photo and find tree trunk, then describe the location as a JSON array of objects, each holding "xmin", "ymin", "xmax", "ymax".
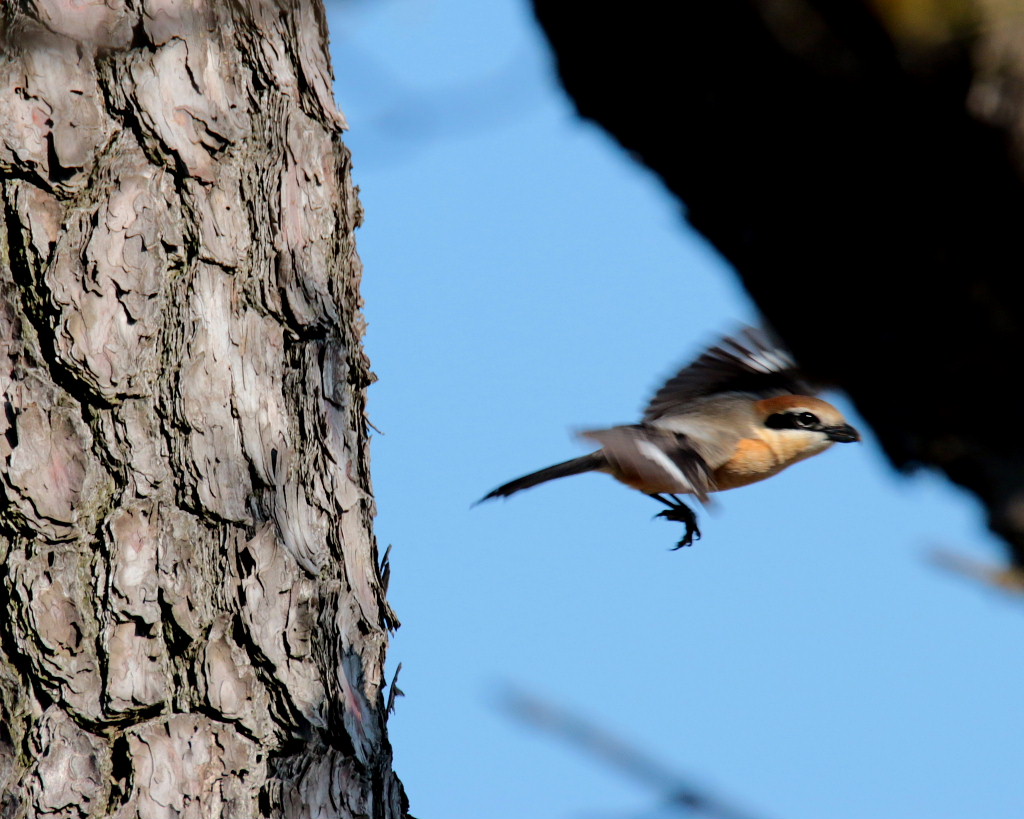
[{"xmin": 0, "ymin": 2, "xmax": 405, "ymax": 816}]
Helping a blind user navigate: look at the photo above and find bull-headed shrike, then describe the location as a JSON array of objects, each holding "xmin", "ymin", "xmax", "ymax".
[{"xmin": 479, "ymin": 327, "xmax": 859, "ymax": 549}]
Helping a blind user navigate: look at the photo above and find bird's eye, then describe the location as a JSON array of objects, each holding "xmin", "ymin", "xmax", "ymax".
[{"xmin": 796, "ymin": 412, "xmax": 819, "ymax": 428}]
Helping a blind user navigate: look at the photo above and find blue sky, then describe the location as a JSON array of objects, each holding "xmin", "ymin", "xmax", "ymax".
[{"xmin": 327, "ymin": 2, "xmax": 1024, "ymax": 817}]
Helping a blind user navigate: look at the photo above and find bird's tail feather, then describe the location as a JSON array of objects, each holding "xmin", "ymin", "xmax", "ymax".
[{"xmin": 478, "ymin": 452, "xmax": 607, "ymax": 502}]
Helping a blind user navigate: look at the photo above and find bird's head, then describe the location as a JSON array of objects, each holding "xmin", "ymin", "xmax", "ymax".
[{"xmin": 755, "ymin": 394, "xmax": 860, "ymax": 458}]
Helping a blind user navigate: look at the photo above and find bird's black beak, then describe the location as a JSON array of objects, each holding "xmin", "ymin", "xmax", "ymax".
[{"xmin": 825, "ymin": 424, "xmax": 860, "ymax": 443}]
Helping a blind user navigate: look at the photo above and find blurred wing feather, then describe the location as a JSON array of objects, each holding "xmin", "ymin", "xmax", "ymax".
[{"xmin": 643, "ymin": 326, "xmax": 814, "ymax": 421}]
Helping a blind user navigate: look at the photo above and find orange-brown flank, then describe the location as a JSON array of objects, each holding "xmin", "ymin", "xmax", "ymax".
[{"xmin": 712, "ymin": 438, "xmax": 783, "ymax": 490}]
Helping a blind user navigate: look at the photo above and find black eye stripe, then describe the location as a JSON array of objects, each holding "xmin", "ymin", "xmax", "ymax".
[{"xmin": 765, "ymin": 411, "xmax": 822, "ymax": 430}]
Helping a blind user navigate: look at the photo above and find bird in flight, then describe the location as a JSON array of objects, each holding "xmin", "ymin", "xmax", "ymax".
[{"xmin": 478, "ymin": 327, "xmax": 860, "ymax": 549}]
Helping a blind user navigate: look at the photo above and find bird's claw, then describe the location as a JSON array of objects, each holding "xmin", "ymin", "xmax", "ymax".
[
  {"xmin": 670, "ymin": 527, "xmax": 700, "ymax": 550},
  {"xmin": 653, "ymin": 507, "xmax": 701, "ymax": 549}
]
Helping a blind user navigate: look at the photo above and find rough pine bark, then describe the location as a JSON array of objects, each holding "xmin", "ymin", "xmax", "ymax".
[{"xmin": 0, "ymin": 2, "xmax": 406, "ymax": 816}]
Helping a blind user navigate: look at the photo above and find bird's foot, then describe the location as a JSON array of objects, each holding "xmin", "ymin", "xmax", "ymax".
[{"xmin": 653, "ymin": 504, "xmax": 701, "ymax": 549}]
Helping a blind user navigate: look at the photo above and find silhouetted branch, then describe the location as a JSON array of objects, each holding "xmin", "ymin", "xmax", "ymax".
[
  {"xmin": 930, "ymin": 548, "xmax": 1024, "ymax": 596},
  {"xmin": 532, "ymin": 0, "xmax": 1024, "ymax": 566},
  {"xmin": 501, "ymin": 688, "xmax": 764, "ymax": 819}
]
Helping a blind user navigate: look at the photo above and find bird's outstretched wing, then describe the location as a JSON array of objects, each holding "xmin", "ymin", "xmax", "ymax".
[{"xmin": 643, "ymin": 326, "xmax": 814, "ymax": 422}]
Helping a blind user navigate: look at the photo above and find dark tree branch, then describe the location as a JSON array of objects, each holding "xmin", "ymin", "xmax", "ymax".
[
  {"xmin": 532, "ymin": 0, "xmax": 1024, "ymax": 565},
  {"xmin": 502, "ymin": 687, "xmax": 764, "ymax": 819}
]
